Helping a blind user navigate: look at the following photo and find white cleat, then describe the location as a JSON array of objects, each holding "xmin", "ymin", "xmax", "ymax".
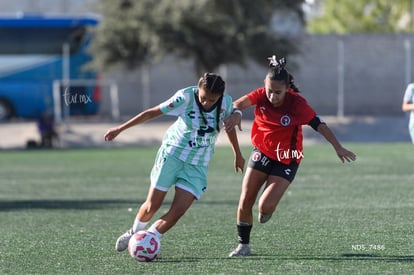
[
  {"xmin": 229, "ymin": 244, "xmax": 251, "ymax": 257},
  {"xmin": 115, "ymin": 228, "xmax": 134, "ymax": 252}
]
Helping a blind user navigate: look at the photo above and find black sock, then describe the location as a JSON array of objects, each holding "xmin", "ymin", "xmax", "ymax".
[{"xmin": 237, "ymin": 222, "xmax": 252, "ymax": 244}]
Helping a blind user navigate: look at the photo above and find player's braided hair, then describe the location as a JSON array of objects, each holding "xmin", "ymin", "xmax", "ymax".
[
  {"xmin": 201, "ymin": 73, "xmax": 225, "ymax": 95},
  {"xmin": 198, "ymin": 73, "xmax": 225, "ymax": 132},
  {"xmin": 267, "ymin": 55, "xmax": 300, "ymax": 93}
]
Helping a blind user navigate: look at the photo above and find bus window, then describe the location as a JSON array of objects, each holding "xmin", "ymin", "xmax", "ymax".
[{"xmin": 0, "ymin": 14, "xmax": 101, "ymax": 120}]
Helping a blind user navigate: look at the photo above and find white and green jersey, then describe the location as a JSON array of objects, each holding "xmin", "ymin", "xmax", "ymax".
[
  {"xmin": 404, "ymin": 83, "xmax": 414, "ymax": 124},
  {"xmin": 159, "ymin": 86, "xmax": 234, "ymax": 166}
]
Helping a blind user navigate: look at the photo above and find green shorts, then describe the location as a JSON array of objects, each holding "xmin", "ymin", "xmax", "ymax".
[{"xmin": 150, "ymin": 148, "xmax": 208, "ymax": 200}]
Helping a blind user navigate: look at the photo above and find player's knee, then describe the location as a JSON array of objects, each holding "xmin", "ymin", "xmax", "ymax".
[{"xmin": 141, "ymin": 201, "xmax": 161, "ymax": 215}]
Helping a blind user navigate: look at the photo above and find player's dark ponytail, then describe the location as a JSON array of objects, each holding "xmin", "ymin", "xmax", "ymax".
[{"xmin": 267, "ymin": 55, "xmax": 301, "ymax": 93}]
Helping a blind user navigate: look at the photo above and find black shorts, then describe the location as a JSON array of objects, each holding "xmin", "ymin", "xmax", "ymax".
[{"xmin": 247, "ymin": 148, "xmax": 299, "ymax": 183}]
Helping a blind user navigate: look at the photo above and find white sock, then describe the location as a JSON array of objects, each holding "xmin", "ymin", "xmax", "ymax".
[
  {"xmin": 147, "ymin": 224, "xmax": 163, "ymax": 239},
  {"xmin": 132, "ymin": 219, "xmax": 149, "ymax": 233}
]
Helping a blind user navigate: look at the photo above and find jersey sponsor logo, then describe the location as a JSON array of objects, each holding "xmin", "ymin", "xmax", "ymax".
[
  {"xmin": 188, "ymin": 125, "xmax": 217, "ymax": 148},
  {"xmin": 197, "ymin": 125, "xmax": 214, "ymax": 136},
  {"xmin": 280, "ymin": 114, "xmax": 291, "ymax": 126},
  {"xmin": 188, "ymin": 135, "xmax": 217, "ymax": 148},
  {"xmin": 284, "ymin": 168, "xmax": 292, "ymax": 176}
]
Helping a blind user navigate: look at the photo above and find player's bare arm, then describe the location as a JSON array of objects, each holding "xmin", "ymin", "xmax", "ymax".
[
  {"xmin": 104, "ymin": 106, "xmax": 163, "ymax": 141},
  {"xmin": 225, "ymin": 128, "xmax": 245, "ymax": 173},
  {"xmin": 316, "ymin": 123, "xmax": 357, "ymax": 163},
  {"xmin": 224, "ymin": 95, "xmax": 252, "ymax": 133},
  {"xmin": 402, "ymin": 100, "xmax": 414, "ymax": 112}
]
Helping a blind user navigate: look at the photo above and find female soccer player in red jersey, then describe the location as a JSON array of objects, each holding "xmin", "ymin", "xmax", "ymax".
[{"xmin": 225, "ymin": 55, "xmax": 356, "ymax": 257}]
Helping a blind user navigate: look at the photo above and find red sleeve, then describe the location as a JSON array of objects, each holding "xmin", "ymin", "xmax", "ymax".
[
  {"xmin": 247, "ymin": 87, "xmax": 265, "ymax": 105},
  {"xmin": 292, "ymin": 94, "xmax": 317, "ymax": 125}
]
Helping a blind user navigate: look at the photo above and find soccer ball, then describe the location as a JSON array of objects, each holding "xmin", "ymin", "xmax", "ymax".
[{"xmin": 128, "ymin": 230, "xmax": 160, "ymax": 262}]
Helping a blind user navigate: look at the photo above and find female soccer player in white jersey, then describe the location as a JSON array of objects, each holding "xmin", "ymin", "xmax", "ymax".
[{"xmin": 104, "ymin": 73, "xmax": 245, "ymax": 253}]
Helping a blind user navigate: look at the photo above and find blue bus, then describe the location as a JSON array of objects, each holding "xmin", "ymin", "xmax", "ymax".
[{"xmin": 0, "ymin": 13, "xmax": 101, "ymax": 121}]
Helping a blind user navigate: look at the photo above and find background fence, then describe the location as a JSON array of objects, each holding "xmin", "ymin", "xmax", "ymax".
[{"xmin": 102, "ymin": 34, "xmax": 414, "ymax": 119}]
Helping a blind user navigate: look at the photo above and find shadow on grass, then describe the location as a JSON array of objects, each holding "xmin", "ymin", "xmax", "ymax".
[
  {"xmin": 0, "ymin": 199, "xmax": 237, "ymax": 211},
  {"xmin": 0, "ymin": 199, "xmax": 143, "ymax": 211},
  {"xmin": 153, "ymin": 254, "xmax": 414, "ymax": 264},
  {"xmin": 225, "ymin": 253, "xmax": 414, "ymax": 263},
  {"xmin": 340, "ymin": 253, "xmax": 414, "ymax": 263}
]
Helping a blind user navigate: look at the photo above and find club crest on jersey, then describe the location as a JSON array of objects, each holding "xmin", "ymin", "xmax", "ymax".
[{"xmin": 280, "ymin": 114, "xmax": 291, "ymax": 126}]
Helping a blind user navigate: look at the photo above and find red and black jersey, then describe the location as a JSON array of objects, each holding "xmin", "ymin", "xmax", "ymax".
[{"xmin": 247, "ymin": 87, "xmax": 317, "ymax": 165}]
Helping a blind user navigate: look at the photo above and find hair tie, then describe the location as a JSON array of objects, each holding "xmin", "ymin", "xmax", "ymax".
[{"xmin": 267, "ymin": 55, "xmax": 286, "ymax": 69}]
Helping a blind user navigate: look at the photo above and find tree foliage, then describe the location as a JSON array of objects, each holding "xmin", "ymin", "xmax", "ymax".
[
  {"xmin": 90, "ymin": 0, "xmax": 304, "ymax": 73},
  {"xmin": 307, "ymin": 0, "xmax": 413, "ymax": 33}
]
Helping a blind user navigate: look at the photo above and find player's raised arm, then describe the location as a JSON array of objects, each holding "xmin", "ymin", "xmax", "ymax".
[{"xmin": 104, "ymin": 106, "xmax": 163, "ymax": 141}]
